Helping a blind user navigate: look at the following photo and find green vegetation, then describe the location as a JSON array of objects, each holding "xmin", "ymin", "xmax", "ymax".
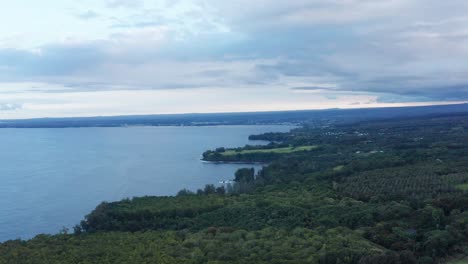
[
  {"xmin": 448, "ymin": 257, "xmax": 468, "ymax": 264},
  {"xmin": 0, "ymin": 228, "xmax": 383, "ymax": 264},
  {"xmin": 1, "ymin": 112, "xmax": 468, "ymax": 263},
  {"xmin": 203, "ymin": 145, "xmax": 319, "ymax": 162},
  {"xmin": 218, "ymin": 145, "xmax": 317, "ymax": 156},
  {"xmin": 333, "ymin": 165, "xmax": 345, "ymax": 172},
  {"xmin": 456, "ymin": 183, "xmax": 468, "ymax": 191}
]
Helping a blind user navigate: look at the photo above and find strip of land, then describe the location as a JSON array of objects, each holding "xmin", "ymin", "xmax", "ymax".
[{"xmin": 219, "ymin": 145, "xmax": 318, "ymax": 156}]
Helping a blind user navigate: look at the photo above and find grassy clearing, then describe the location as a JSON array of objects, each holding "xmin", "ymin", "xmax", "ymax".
[
  {"xmin": 333, "ymin": 165, "xmax": 345, "ymax": 172},
  {"xmin": 456, "ymin": 183, "xmax": 468, "ymax": 191},
  {"xmin": 220, "ymin": 145, "xmax": 318, "ymax": 156},
  {"xmin": 448, "ymin": 257, "xmax": 468, "ymax": 264}
]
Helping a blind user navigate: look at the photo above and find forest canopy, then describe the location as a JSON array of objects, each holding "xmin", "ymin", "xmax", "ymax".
[{"xmin": 1, "ymin": 112, "xmax": 467, "ymax": 264}]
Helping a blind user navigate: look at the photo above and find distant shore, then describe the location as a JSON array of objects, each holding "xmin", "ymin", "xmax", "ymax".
[{"xmin": 200, "ymin": 159, "xmax": 268, "ymax": 165}]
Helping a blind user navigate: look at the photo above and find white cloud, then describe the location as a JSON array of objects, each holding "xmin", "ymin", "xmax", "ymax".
[
  {"xmin": 0, "ymin": 0, "xmax": 468, "ymax": 118},
  {"xmin": 0, "ymin": 103, "xmax": 22, "ymax": 111},
  {"xmin": 106, "ymin": 0, "xmax": 144, "ymax": 8},
  {"xmin": 2, "ymin": 83, "xmax": 464, "ymax": 119}
]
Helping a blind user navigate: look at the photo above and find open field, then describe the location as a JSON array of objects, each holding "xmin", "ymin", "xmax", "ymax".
[
  {"xmin": 456, "ymin": 183, "xmax": 468, "ymax": 191},
  {"xmin": 220, "ymin": 145, "xmax": 318, "ymax": 156},
  {"xmin": 448, "ymin": 257, "xmax": 468, "ymax": 264}
]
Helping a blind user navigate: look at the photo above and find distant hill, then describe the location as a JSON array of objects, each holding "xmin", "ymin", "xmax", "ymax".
[{"xmin": 0, "ymin": 103, "xmax": 467, "ymax": 128}]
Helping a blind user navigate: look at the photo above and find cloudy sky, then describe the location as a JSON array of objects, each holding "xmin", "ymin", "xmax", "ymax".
[{"xmin": 1, "ymin": 0, "xmax": 467, "ymax": 119}]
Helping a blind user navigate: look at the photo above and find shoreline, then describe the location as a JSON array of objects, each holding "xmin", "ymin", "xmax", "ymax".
[
  {"xmin": 0, "ymin": 124, "xmax": 298, "ymax": 129},
  {"xmin": 200, "ymin": 159, "xmax": 268, "ymax": 165}
]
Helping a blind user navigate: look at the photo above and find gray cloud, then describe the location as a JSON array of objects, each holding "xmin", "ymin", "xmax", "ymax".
[
  {"xmin": 1, "ymin": 0, "xmax": 468, "ymax": 102},
  {"xmin": 291, "ymin": 87, "xmax": 337, "ymax": 91},
  {"xmin": 76, "ymin": 10, "xmax": 100, "ymax": 20}
]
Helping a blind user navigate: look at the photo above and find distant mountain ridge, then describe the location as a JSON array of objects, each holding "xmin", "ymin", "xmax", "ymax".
[{"xmin": 1, "ymin": 103, "xmax": 467, "ymax": 128}]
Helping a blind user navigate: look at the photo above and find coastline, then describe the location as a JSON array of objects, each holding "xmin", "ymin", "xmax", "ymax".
[{"xmin": 200, "ymin": 159, "xmax": 268, "ymax": 165}]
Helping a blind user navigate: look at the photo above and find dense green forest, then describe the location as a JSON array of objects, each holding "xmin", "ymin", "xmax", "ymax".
[{"xmin": 1, "ymin": 113, "xmax": 468, "ymax": 263}]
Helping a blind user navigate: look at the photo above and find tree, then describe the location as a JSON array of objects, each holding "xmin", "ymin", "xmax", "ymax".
[
  {"xmin": 235, "ymin": 168, "xmax": 255, "ymax": 183},
  {"xmin": 215, "ymin": 186, "xmax": 226, "ymax": 194},
  {"xmin": 177, "ymin": 189, "xmax": 194, "ymax": 196},
  {"xmin": 203, "ymin": 184, "xmax": 216, "ymax": 195}
]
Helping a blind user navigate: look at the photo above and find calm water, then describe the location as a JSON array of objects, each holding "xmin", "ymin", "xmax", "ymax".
[{"xmin": 0, "ymin": 125, "xmax": 293, "ymax": 241}]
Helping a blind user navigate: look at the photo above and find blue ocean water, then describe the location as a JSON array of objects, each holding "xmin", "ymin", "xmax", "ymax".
[{"xmin": 0, "ymin": 125, "xmax": 293, "ymax": 241}]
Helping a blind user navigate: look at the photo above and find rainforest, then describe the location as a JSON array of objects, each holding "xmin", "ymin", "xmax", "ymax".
[{"xmin": 1, "ymin": 112, "xmax": 467, "ymax": 264}]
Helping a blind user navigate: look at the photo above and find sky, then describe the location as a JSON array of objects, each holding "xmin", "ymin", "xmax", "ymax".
[{"xmin": 0, "ymin": 0, "xmax": 468, "ymax": 119}]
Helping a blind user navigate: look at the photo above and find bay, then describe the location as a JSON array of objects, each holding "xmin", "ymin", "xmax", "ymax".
[{"xmin": 0, "ymin": 125, "xmax": 293, "ymax": 241}]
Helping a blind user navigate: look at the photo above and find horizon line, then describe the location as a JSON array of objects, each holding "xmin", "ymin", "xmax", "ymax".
[{"xmin": 1, "ymin": 101, "xmax": 467, "ymax": 122}]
